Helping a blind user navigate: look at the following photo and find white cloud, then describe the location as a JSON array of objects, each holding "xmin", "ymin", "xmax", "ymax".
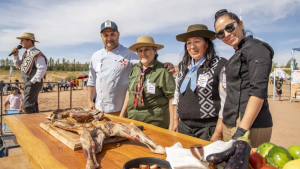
[
  {"xmin": 280, "ymin": 39, "xmax": 300, "ymax": 45},
  {"xmin": 0, "ymin": 0, "xmax": 299, "ymax": 53}
]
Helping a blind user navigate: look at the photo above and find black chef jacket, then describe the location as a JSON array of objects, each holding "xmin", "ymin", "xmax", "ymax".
[{"xmin": 223, "ymin": 35, "xmax": 273, "ymax": 128}]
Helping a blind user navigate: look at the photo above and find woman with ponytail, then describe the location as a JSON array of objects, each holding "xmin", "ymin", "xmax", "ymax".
[{"xmin": 214, "ymin": 9, "xmax": 273, "ymax": 147}]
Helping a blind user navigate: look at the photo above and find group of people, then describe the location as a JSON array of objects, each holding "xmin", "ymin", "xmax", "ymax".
[
  {"xmin": 87, "ymin": 9, "xmax": 274, "ymax": 148},
  {"xmin": 58, "ymin": 79, "xmax": 79, "ymax": 91},
  {"xmin": 42, "ymin": 81, "xmax": 55, "ymax": 92},
  {"xmin": 9, "ymin": 8, "xmax": 273, "ymax": 148},
  {"xmin": 1, "ymin": 79, "xmax": 23, "ymax": 91}
]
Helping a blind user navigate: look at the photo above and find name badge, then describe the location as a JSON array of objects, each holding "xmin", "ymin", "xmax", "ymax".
[
  {"xmin": 96, "ymin": 63, "xmax": 101, "ymax": 72},
  {"xmin": 197, "ymin": 74, "xmax": 209, "ymax": 87},
  {"xmin": 222, "ymin": 74, "xmax": 226, "ymax": 89},
  {"xmin": 147, "ymin": 83, "xmax": 156, "ymax": 94}
]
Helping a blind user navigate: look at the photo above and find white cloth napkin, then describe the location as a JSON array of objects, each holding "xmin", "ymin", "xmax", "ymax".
[
  {"xmin": 202, "ymin": 139, "xmax": 235, "ymax": 161},
  {"xmin": 166, "ymin": 142, "xmax": 224, "ymax": 169}
]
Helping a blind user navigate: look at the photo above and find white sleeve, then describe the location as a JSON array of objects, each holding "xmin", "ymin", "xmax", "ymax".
[
  {"xmin": 87, "ymin": 61, "xmax": 96, "ymax": 86},
  {"xmin": 13, "ymin": 55, "xmax": 22, "ymax": 69},
  {"xmin": 218, "ymin": 67, "xmax": 227, "ymax": 119},
  {"xmin": 172, "ymin": 73, "xmax": 180, "ymax": 106},
  {"xmin": 30, "ymin": 56, "xmax": 47, "ymax": 84}
]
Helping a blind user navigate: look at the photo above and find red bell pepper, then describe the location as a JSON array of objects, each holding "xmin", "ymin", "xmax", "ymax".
[
  {"xmin": 249, "ymin": 152, "xmax": 267, "ymax": 169},
  {"xmin": 260, "ymin": 166, "xmax": 278, "ymax": 169}
]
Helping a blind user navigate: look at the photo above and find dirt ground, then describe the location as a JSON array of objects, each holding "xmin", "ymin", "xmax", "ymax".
[{"xmin": 1, "ymin": 84, "xmax": 299, "ymax": 148}]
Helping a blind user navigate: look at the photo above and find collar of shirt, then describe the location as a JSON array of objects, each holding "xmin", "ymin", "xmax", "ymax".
[
  {"xmin": 26, "ymin": 46, "xmax": 36, "ymax": 53},
  {"xmin": 137, "ymin": 59, "xmax": 159, "ymax": 71},
  {"xmin": 102, "ymin": 44, "xmax": 123, "ymax": 54},
  {"xmin": 187, "ymin": 58, "xmax": 206, "ymax": 70},
  {"xmin": 236, "ymin": 35, "xmax": 253, "ymax": 51}
]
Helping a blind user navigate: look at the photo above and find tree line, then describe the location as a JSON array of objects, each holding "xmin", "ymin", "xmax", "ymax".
[
  {"xmin": 0, "ymin": 57, "xmax": 89, "ymax": 71},
  {"xmin": 271, "ymin": 58, "xmax": 298, "ymax": 75},
  {"xmin": 0, "ymin": 57, "xmax": 298, "ymax": 73}
]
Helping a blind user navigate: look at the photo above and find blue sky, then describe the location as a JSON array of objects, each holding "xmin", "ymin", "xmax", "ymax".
[{"xmin": 0, "ymin": 0, "xmax": 300, "ymax": 66}]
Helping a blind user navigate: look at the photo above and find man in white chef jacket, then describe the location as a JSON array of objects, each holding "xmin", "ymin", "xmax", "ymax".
[{"xmin": 87, "ymin": 20, "xmax": 174, "ymax": 115}]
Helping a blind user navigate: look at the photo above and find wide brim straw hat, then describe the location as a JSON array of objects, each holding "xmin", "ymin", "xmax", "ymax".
[
  {"xmin": 176, "ymin": 24, "xmax": 216, "ymax": 42},
  {"xmin": 16, "ymin": 32, "xmax": 39, "ymax": 43},
  {"xmin": 128, "ymin": 36, "xmax": 164, "ymax": 51}
]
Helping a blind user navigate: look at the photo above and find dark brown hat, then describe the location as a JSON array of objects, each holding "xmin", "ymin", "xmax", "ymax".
[{"xmin": 176, "ymin": 24, "xmax": 216, "ymax": 42}]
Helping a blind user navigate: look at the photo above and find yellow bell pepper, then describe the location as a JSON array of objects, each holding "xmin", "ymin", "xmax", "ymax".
[{"xmin": 283, "ymin": 159, "xmax": 300, "ymax": 169}]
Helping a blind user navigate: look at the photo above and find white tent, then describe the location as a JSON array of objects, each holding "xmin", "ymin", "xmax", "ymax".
[
  {"xmin": 269, "ymin": 68, "xmax": 291, "ymax": 79},
  {"xmin": 292, "ymin": 71, "xmax": 300, "ymax": 85}
]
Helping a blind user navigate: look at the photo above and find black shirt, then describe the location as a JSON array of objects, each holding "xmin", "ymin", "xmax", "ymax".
[
  {"xmin": 276, "ymin": 83, "xmax": 282, "ymax": 90},
  {"xmin": 223, "ymin": 35, "xmax": 273, "ymax": 128}
]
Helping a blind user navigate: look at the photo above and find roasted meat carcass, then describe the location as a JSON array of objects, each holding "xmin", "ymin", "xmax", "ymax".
[{"xmin": 48, "ymin": 108, "xmax": 165, "ymax": 169}]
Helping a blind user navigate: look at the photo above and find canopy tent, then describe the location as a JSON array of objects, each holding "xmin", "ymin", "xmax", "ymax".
[
  {"xmin": 269, "ymin": 69, "xmax": 291, "ymax": 79},
  {"xmin": 77, "ymin": 74, "xmax": 89, "ymax": 89},
  {"xmin": 77, "ymin": 74, "xmax": 88, "ymax": 79},
  {"xmin": 272, "ymin": 48, "xmax": 300, "ymax": 102}
]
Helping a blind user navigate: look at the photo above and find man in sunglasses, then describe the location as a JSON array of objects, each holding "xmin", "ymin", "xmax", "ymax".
[{"xmin": 87, "ymin": 20, "xmax": 175, "ymax": 115}]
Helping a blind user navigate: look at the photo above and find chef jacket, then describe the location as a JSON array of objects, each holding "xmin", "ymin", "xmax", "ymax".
[
  {"xmin": 87, "ymin": 44, "xmax": 139, "ymax": 113},
  {"xmin": 223, "ymin": 35, "xmax": 273, "ymax": 128}
]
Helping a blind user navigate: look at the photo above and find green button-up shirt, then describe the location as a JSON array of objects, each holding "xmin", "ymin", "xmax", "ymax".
[{"xmin": 127, "ymin": 59, "xmax": 175, "ymax": 128}]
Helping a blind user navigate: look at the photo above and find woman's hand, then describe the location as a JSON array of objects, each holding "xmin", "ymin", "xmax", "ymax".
[
  {"xmin": 168, "ymin": 121, "xmax": 173, "ymax": 131},
  {"xmin": 171, "ymin": 118, "xmax": 179, "ymax": 132},
  {"xmin": 210, "ymin": 132, "xmax": 223, "ymax": 142},
  {"xmin": 119, "ymin": 91, "xmax": 129, "ymax": 118}
]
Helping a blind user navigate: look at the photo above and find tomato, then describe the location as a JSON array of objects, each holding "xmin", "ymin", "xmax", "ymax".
[{"xmin": 249, "ymin": 152, "xmax": 267, "ymax": 169}]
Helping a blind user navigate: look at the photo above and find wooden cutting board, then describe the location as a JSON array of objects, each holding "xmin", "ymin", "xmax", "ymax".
[{"xmin": 40, "ymin": 122, "xmax": 127, "ymax": 151}]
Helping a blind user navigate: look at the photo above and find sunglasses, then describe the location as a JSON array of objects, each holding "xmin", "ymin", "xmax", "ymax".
[{"xmin": 216, "ymin": 22, "xmax": 236, "ymax": 39}]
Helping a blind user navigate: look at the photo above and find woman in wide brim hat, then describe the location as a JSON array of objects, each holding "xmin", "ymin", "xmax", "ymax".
[
  {"xmin": 171, "ymin": 24, "xmax": 227, "ymax": 142},
  {"xmin": 120, "ymin": 36, "xmax": 176, "ymax": 130}
]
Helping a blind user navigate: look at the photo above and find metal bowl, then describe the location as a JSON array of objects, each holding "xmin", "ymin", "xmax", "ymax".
[{"xmin": 123, "ymin": 157, "xmax": 171, "ymax": 169}]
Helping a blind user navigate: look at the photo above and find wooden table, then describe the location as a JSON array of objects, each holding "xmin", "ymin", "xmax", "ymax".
[{"xmin": 3, "ymin": 113, "xmax": 211, "ymax": 169}]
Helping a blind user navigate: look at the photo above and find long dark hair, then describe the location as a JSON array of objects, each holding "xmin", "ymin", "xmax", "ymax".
[{"xmin": 182, "ymin": 37, "xmax": 216, "ymax": 75}]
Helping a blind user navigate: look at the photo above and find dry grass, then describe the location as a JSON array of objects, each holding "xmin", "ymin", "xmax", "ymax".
[{"xmin": 0, "ymin": 70, "xmax": 83, "ymax": 82}]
